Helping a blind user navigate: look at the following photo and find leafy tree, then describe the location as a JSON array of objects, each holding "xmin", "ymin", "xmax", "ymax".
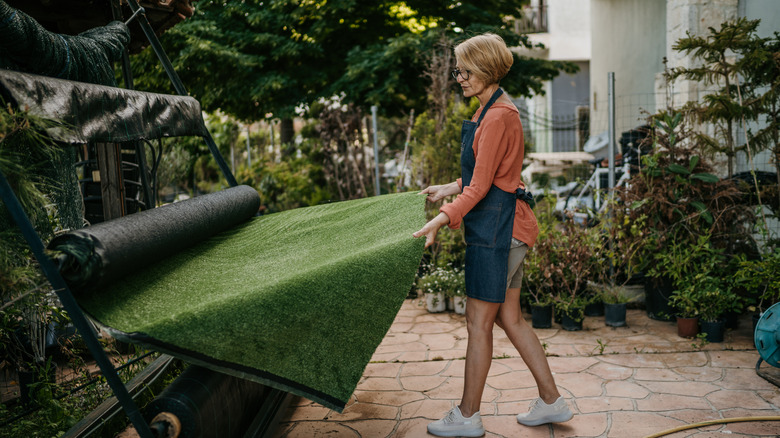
[
  {"xmin": 669, "ymin": 18, "xmax": 780, "ymax": 182},
  {"xmin": 130, "ymin": 1, "xmax": 575, "ymax": 122}
]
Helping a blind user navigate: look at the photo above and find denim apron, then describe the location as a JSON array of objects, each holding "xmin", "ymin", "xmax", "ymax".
[{"xmin": 461, "ymin": 88, "xmax": 516, "ymax": 303}]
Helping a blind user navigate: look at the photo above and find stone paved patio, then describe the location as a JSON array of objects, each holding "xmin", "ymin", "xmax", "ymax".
[{"xmin": 273, "ymin": 299, "xmax": 780, "ymax": 438}]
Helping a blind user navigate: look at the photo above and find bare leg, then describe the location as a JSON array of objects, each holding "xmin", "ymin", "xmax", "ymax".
[
  {"xmin": 495, "ymin": 288, "xmax": 561, "ymax": 404},
  {"xmin": 459, "ymin": 297, "xmax": 501, "ymax": 417}
]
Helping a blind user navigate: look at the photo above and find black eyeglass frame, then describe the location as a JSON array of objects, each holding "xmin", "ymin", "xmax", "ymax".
[{"xmin": 451, "ymin": 69, "xmax": 471, "ymax": 80}]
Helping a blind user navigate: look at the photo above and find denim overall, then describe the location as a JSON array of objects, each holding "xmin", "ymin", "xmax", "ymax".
[{"xmin": 461, "ymin": 88, "xmax": 516, "ymax": 303}]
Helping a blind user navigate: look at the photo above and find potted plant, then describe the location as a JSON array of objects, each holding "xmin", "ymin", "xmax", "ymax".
[
  {"xmin": 417, "ymin": 264, "xmax": 466, "ymax": 314},
  {"xmin": 522, "ymin": 196, "xmax": 558, "ymax": 328},
  {"xmin": 733, "ymin": 248, "xmax": 780, "ymax": 322},
  {"xmin": 589, "ymin": 199, "xmax": 648, "ymax": 327},
  {"xmin": 449, "ymin": 268, "xmax": 467, "ymax": 315},
  {"xmin": 668, "ymin": 282, "xmax": 702, "ymax": 338},
  {"xmin": 523, "ymin": 249, "xmax": 555, "ymax": 328},
  {"xmin": 549, "ymin": 213, "xmax": 599, "ymax": 331},
  {"xmin": 697, "ymin": 276, "xmax": 742, "ymax": 343},
  {"xmin": 618, "ymin": 108, "xmax": 755, "ymax": 321},
  {"xmin": 596, "ymin": 284, "xmax": 634, "ymax": 328},
  {"xmin": 417, "ymin": 266, "xmax": 446, "ymax": 313}
]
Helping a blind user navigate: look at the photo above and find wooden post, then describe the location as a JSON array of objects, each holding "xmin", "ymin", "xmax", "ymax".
[{"xmin": 96, "ymin": 143, "xmax": 126, "ymax": 221}]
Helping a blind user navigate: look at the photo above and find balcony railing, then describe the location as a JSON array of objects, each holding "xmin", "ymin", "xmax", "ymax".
[{"xmin": 514, "ymin": 3, "xmax": 548, "ymax": 34}]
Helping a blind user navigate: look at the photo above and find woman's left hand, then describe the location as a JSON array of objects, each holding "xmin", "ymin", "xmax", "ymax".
[{"xmin": 412, "ymin": 212, "xmax": 450, "ymax": 248}]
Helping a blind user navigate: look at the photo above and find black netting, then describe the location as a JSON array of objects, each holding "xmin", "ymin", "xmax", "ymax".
[{"xmin": 0, "ymin": 0, "xmax": 129, "ymax": 86}]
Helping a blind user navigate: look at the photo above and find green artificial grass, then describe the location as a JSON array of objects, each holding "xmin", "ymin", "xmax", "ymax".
[{"xmin": 76, "ymin": 192, "xmax": 426, "ymax": 412}]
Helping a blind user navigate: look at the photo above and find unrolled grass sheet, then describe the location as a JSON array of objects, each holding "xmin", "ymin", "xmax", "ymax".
[{"xmin": 75, "ymin": 192, "xmax": 426, "ymax": 412}]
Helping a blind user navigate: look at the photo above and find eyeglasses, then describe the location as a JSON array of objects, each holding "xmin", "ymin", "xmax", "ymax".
[{"xmin": 451, "ymin": 69, "xmax": 471, "ymax": 80}]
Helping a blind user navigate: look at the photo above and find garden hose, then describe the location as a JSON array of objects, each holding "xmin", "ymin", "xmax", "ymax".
[{"xmin": 644, "ymin": 416, "xmax": 780, "ymax": 438}]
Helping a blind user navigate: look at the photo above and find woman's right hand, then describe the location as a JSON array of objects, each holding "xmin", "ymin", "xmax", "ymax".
[
  {"xmin": 412, "ymin": 212, "xmax": 450, "ymax": 248},
  {"xmin": 419, "ymin": 181, "xmax": 460, "ymax": 203}
]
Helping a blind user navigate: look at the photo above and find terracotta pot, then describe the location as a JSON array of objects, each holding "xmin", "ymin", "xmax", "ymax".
[{"xmin": 676, "ymin": 316, "xmax": 699, "ymax": 338}]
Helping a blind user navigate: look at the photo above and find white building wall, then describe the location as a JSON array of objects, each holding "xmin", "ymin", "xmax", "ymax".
[
  {"xmin": 590, "ymin": 0, "xmax": 667, "ymax": 137},
  {"xmin": 547, "ymin": 0, "xmax": 591, "ymax": 61},
  {"xmin": 736, "ymin": 0, "xmax": 780, "ymax": 174},
  {"xmin": 519, "ymin": 0, "xmax": 591, "ymax": 153}
]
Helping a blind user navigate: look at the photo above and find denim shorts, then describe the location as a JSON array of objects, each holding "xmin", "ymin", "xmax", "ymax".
[{"xmin": 507, "ymin": 238, "xmax": 529, "ymax": 289}]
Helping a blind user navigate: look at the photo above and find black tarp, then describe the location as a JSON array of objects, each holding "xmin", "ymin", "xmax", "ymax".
[
  {"xmin": 0, "ymin": 0, "xmax": 129, "ymax": 86},
  {"xmin": 0, "ymin": 70, "xmax": 208, "ymax": 143}
]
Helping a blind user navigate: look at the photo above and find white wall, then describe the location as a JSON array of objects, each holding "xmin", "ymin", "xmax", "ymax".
[
  {"xmin": 736, "ymin": 0, "xmax": 780, "ymax": 174},
  {"xmin": 547, "ymin": 0, "xmax": 591, "ymax": 61},
  {"xmin": 590, "ymin": 0, "xmax": 667, "ymax": 136}
]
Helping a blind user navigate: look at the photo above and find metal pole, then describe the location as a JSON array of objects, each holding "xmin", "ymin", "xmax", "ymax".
[
  {"xmin": 607, "ymin": 72, "xmax": 616, "ymax": 282},
  {"xmin": 371, "ymin": 105, "xmax": 380, "ymax": 196},
  {"xmin": 607, "ymin": 72, "xmax": 616, "ymax": 191},
  {"xmin": 125, "ymin": 0, "xmax": 238, "ymax": 188},
  {"xmin": 246, "ymin": 125, "xmax": 252, "ymax": 168}
]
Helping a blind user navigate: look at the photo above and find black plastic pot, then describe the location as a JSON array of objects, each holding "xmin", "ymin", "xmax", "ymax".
[
  {"xmin": 643, "ymin": 276, "xmax": 674, "ymax": 321},
  {"xmin": 701, "ymin": 319, "xmax": 726, "ymax": 343},
  {"xmin": 604, "ymin": 303, "xmax": 627, "ymax": 327},
  {"xmin": 561, "ymin": 313, "xmax": 583, "ymax": 331},
  {"xmin": 531, "ymin": 304, "xmax": 553, "ymax": 329},
  {"xmin": 585, "ymin": 300, "xmax": 605, "ymax": 317},
  {"xmin": 724, "ymin": 311, "xmax": 740, "ymax": 329}
]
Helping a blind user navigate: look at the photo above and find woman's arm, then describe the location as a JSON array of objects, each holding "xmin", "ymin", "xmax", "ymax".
[
  {"xmin": 420, "ymin": 181, "xmax": 460, "ymax": 203},
  {"xmin": 440, "ymin": 116, "xmax": 510, "ymax": 229},
  {"xmin": 412, "ymin": 212, "xmax": 450, "ymax": 248}
]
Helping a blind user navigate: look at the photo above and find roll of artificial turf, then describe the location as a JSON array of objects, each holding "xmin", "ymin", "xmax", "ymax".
[
  {"xmin": 55, "ymin": 190, "xmax": 426, "ymax": 412},
  {"xmin": 49, "ymin": 185, "xmax": 261, "ymax": 291},
  {"xmin": 143, "ymin": 365, "xmax": 269, "ymax": 438}
]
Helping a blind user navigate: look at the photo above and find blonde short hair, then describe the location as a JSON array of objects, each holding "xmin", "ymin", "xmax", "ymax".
[{"xmin": 454, "ymin": 33, "xmax": 514, "ymax": 84}]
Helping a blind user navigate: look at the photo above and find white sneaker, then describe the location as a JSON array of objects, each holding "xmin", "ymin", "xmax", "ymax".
[
  {"xmin": 427, "ymin": 405, "xmax": 485, "ymax": 437},
  {"xmin": 516, "ymin": 397, "xmax": 573, "ymax": 426}
]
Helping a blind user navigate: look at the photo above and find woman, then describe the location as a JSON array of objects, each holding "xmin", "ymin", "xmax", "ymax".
[{"xmin": 412, "ymin": 33, "xmax": 573, "ymax": 437}]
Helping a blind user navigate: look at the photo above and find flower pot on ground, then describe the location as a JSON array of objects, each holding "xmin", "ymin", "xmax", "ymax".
[
  {"xmin": 417, "ymin": 264, "xmax": 465, "ymax": 314},
  {"xmin": 590, "ymin": 200, "xmax": 646, "ymax": 325},
  {"xmin": 556, "ymin": 296, "xmax": 586, "ymax": 331},
  {"xmin": 453, "ymin": 295, "xmax": 466, "ymax": 315},
  {"xmin": 584, "ymin": 298, "xmax": 604, "ymax": 317},
  {"xmin": 595, "ymin": 284, "xmax": 637, "ymax": 327},
  {"xmin": 700, "ymin": 319, "xmax": 726, "ymax": 343},
  {"xmin": 676, "ymin": 316, "xmax": 700, "ymax": 338},
  {"xmin": 425, "ymin": 292, "xmax": 446, "ymax": 313},
  {"xmin": 560, "ymin": 311, "xmax": 583, "ymax": 331},
  {"xmin": 643, "ymin": 276, "xmax": 675, "ymax": 321},
  {"xmin": 668, "ymin": 279, "xmax": 702, "ymax": 340},
  {"xmin": 524, "ymin": 201, "xmax": 596, "ymax": 329},
  {"xmin": 604, "ymin": 302, "xmax": 627, "ymax": 327},
  {"xmin": 530, "ymin": 302, "xmax": 553, "ymax": 329}
]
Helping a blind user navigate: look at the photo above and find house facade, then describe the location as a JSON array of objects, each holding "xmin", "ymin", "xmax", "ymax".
[{"xmin": 519, "ymin": 0, "xmax": 780, "ymax": 176}]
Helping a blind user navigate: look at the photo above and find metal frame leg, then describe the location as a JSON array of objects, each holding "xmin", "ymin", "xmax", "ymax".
[{"xmin": 0, "ymin": 171, "xmax": 155, "ymax": 438}]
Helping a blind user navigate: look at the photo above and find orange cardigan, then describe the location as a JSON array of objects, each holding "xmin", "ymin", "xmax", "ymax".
[{"xmin": 439, "ymin": 102, "xmax": 539, "ymax": 247}]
